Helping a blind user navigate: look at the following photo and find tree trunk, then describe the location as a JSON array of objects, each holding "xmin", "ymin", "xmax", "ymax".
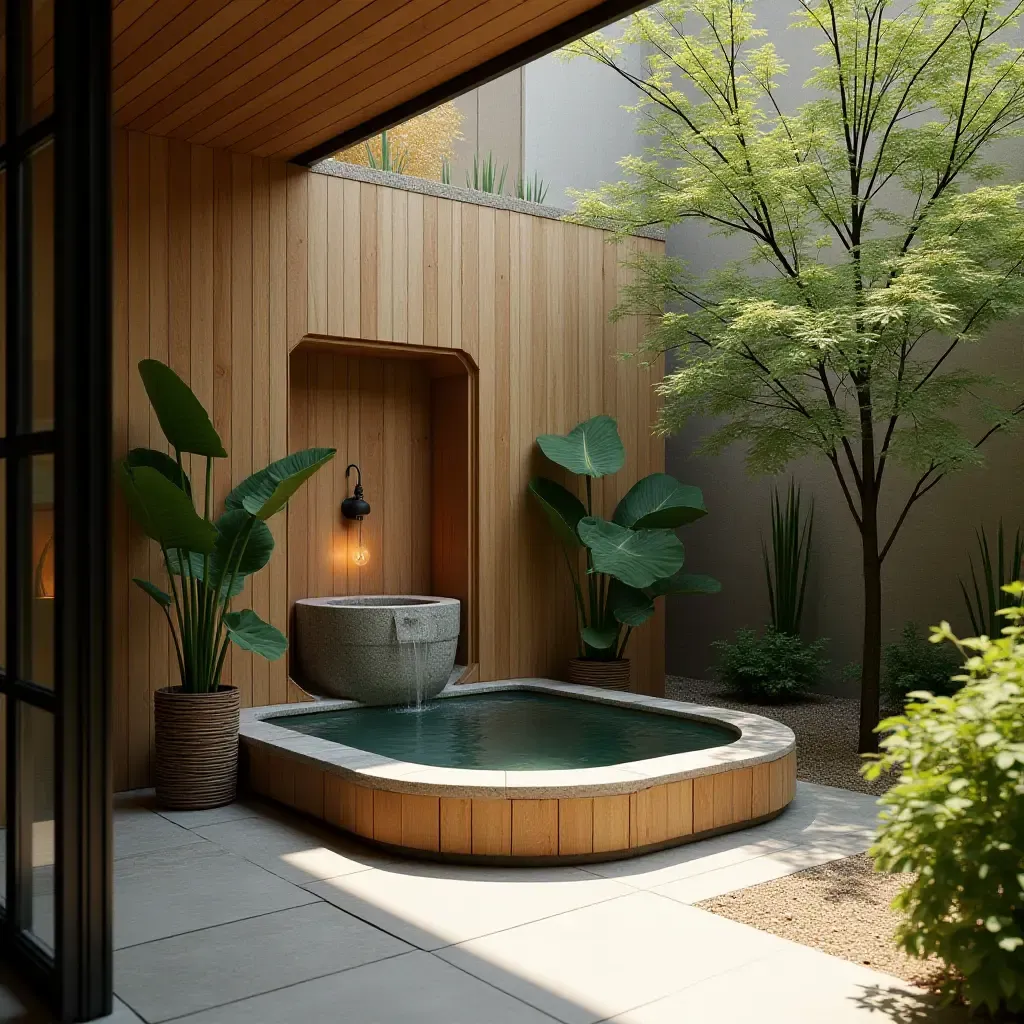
[{"xmin": 859, "ymin": 508, "xmax": 883, "ymax": 754}]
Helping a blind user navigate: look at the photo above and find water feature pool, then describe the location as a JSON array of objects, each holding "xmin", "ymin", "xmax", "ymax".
[
  {"xmin": 271, "ymin": 691, "xmax": 738, "ymax": 770},
  {"xmin": 240, "ymin": 680, "xmax": 796, "ymax": 864}
]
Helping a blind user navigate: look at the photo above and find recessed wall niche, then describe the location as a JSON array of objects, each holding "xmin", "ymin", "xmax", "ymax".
[{"xmin": 287, "ymin": 336, "xmax": 476, "ymax": 678}]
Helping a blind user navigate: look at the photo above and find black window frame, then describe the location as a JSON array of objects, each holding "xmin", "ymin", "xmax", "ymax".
[{"xmin": 0, "ymin": 1, "xmax": 113, "ymax": 1019}]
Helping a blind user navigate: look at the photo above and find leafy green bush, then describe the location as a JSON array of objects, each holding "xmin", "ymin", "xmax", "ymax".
[
  {"xmin": 711, "ymin": 628, "xmax": 827, "ymax": 701},
  {"xmin": 864, "ymin": 587, "xmax": 1024, "ymax": 1016},
  {"xmin": 883, "ymin": 623, "xmax": 961, "ymax": 702}
]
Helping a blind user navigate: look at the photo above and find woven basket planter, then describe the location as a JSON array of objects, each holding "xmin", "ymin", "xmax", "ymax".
[
  {"xmin": 567, "ymin": 658, "xmax": 631, "ymax": 691},
  {"xmin": 154, "ymin": 686, "xmax": 240, "ymax": 810}
]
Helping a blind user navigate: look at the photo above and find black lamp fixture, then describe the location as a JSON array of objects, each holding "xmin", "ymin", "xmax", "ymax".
[
  {"xmin": 341, "ymin": 463, "xmax": 371, "ymax": 520},
  {"xmin": 342, "ymin": 464, "xmax": 371, "ymax": 567}
]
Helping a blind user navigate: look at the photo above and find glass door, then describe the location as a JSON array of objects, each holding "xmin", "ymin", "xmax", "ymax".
[{"xmin": 0, "ymin": 1, "xmax": 113, "ymax": 1019}]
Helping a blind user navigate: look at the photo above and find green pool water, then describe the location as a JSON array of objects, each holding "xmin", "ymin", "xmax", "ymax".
[{"xmin": 271, "ymin": 691, "xmax": 738, "ymax": 770}]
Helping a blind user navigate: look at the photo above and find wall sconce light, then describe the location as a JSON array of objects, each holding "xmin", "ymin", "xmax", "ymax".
[{"xmin": 342, "ymin": 464, "xmax": 371, "ymax": 566}]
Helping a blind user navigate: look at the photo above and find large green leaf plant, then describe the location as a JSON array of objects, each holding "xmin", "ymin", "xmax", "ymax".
[
  {"xmin": 119, "ymin": 360, "xmax": 335, "ymax": 693},
  {"xmin": 529, "ymin": 415, "xmax": 719, "ymax": 661}
]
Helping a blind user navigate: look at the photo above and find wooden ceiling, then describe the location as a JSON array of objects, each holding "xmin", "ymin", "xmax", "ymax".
[{"xmin": 108, "ymin": 0, "xmax": 646, "ymax": 165}]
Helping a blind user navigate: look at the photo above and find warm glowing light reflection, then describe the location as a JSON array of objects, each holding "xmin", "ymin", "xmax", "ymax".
[{"xmin": 353, "ymin": 546, "xmax": 370, "ymax": 566}]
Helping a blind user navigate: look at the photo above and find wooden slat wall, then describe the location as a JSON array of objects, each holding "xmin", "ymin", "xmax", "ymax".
[
  {"xmin": 287, "ymin": 349, "xmax": 434, "ymax": 613},
  {"xmin": 112, "ymin": 129, "xmax": 664, "ymax": 790},
  {"xmin": 113, "ymin": 129, "xmax": 305, "ymax": 788},
  {"xmin": 303, "ymin": 173, "xmax": 666, "ymax": 687}
]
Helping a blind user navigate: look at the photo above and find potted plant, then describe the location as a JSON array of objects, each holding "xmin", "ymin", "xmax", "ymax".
[
  {"xmin": 119, "ymin": 359, "xmax": 335, "ymax": 809},
  {"xmin": 529, "ymin": 415, "xmax": 719, "ymax": 690}
]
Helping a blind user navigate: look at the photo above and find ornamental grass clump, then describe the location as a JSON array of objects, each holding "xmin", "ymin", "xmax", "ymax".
[{"xmin": 864, "ymin": 586, "xmax": 1024, "ymax": 1016}]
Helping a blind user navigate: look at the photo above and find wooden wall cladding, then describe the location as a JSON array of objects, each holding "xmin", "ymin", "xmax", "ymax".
[
  {"xmin": 303, "ymin": 171, "xmax": 666, "ymax": 692},
  {"xmin": 245, "ymin": 745, "xmax": 798, "ymax": 861},
  {"xmin": 112, "ymin": 128, "xmax": 664, "ymax": 790},
  {"xmin": 287, "ymin": 343, "xmax": 476, "ymax": 668},
  {"xmin": 288, "ymin": 348, "xmax": 434, "ymax": 603}
]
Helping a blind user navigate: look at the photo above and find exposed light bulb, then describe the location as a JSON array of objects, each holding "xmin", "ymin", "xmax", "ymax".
[{"xmin": 352, "ymin": 519, "xmax": 368, "ymax": 566}]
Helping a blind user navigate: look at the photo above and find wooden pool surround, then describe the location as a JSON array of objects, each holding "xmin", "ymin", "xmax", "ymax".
[{"xmin": 240, "ymin": 681, "xmax": 797, "ymax": 864}]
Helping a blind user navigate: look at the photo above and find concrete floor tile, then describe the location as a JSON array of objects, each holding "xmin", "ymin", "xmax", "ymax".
[
  {"xmin": 651, "ymin": 842, "xmax": 857, "ymax": 904},
  {"xmin": 113, "ymin": 792, "xmax": 207, "ymax": 860},
  {"xmin": 306, "ymin": 861, "xmax": 632, "ymax": 950},
  {"xmin": 114, "ymin": 902, "xmax": 411, "ymax": 1022},
  {"xmin": 192, "ymin": 811, "xmax": 391, "ymax": 885},
  {"xmin": 605, "ymin": 942, "xmax": 966, "ymax": 1022},
  {"xmin": 155, "ymin": 799, "xmax": 264, "ymax": 830},
  {"xmin": 177, "ymin": 950, "xmax": 561, "ymax": 1024},
  {"xmin": 113, "ymin": 843, "xmax": 318, "ymax": 949},
  {"xmin": 437, "ymin": 893, "xmax": 782, "ymax": 1024},
  {"xmin": 580, "ymin": 835, "xmax": 798, "ymax": 889}
]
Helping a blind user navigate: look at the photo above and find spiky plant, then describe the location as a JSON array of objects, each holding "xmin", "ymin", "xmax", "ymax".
[
  {"xmin": 960, "ymin": 522, "xmax": 1024, "ymax": 638},
  {"xmin": 762, "ymin": 482, "xmax": 814, "ymax": 637}
]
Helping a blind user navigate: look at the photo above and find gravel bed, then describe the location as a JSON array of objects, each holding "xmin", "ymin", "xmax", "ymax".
[
  {"xmin": 697, "ymin": 854, "xmax": 949, "ymax": 991},
  {"xmin": 666, "ymin": 675, "xmax": 897, "ymax": 795}
]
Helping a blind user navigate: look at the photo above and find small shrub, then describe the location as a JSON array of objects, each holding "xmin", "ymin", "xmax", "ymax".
[
  {"xmin": 883, "ymin": 623, "xmax": 961, "ymax": 702},
  {"xmin": 864, "ymin": 587, "xmax": 1024, "ymax": 1016},
  {"xmin": 711, "ymin": 627, "xmax": 827, "ymax": 701}
]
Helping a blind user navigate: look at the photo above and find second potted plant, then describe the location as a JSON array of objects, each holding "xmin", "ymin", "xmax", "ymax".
[
  {"xmin": 120, "ymin": 359, "xmax": 335, "ymax": 810},
  {"xmin": 530, "ymin": 415, "xmax": 719, "ymax": 690}
]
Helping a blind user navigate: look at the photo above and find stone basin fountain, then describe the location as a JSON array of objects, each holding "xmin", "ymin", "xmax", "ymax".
[{"xmin": 294, "ymin": 595, "xmax": 460, "ymax": 705}]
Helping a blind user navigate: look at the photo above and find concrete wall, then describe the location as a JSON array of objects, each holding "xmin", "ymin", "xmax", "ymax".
[
  {"xmin": 452, "ymin": 16, "xmax": 1024, "ymax": 689},
  {"xmin": 451, "ymin": 73, "xmax": 524, "ymax": 189}
]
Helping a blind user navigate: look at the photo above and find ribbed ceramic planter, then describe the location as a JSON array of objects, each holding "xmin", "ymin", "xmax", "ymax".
[
  {"xmin": 154, "ymin": 686, "xmax": 240, "ymax": 810},
  {"xmin": 567, "ymin": 658, "xmax": 631, "ymax": 691}
]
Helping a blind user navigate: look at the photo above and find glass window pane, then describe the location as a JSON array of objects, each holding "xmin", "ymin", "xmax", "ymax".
[
  {"xmin": 31, "ymin": 0, "xmax": 55, "ymax": 126},
  {"xmin": 28, "ymin": 454, "xmax": 55, "ymax": 689},
  {"xmin": 1, "ymin": 167, "xmax": 5, "ymax": 438},
  {"xmin": 21, "ymin": 703, "xmax": 54, "ymax": 951},
  {"xmin": 31, "ymin": 141, "xmax": 54, "ymax": 433},
  {"xmin": 0, "ymin": 695, "xmax": 6, "ymax": 909}
]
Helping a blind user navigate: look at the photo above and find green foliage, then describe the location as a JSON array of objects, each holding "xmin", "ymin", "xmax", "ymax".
[
  {"xmin": 762, "ymin": 481, "xmax": 813, "ymax": 635},
  {"xmin": 960, "ymin": 521, "xmax": 1024, "ymax": 637},
  {"xmin": 441, "ymin": 156, "xmax": 452, "ymax": 185},
  {"xmin": 565, "ymin": 0, "xmax": 1024, "ymax": 746},
  {"xmin": 118, "ymin": 361, "xmax": 335, "ymax": 693},
  {"xmin": 529, "ymin": 415, "xmax": 719, "ymax": 661},
  {"xmin": 883, "ymin": 623, "xmax": 961, "ymax": 702},
  {"xmin": 712, "ymin": 627, "xmax": 828, "ymax": 701},
  {"xmin": 364, "ymin": 130, "xmax": 408, "ymax": 174},
  {"xmin": 537, "ymin": 414, "xmax": 624, "ymax": 478},
  {"xmin": 466, "ymin": 151, "xmax": 507, "ymax": 194},
  {"xmin": 514, "ymin": 172, "xmax": 549, "ymax": 204},
  {"xmin": 864, "ymin": 588, "xmax": 1024, "ymax": 1015}
]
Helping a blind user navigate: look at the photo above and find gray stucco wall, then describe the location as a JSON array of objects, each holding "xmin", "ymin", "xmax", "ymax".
[{"xmin": 452, "ymin": 15, "xmax": 1024, "ymax": 689}]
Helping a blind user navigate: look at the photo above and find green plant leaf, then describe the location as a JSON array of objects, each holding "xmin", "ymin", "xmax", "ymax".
[
  {"xmin": 166, "ymin": 510, "xmax": 274, "ymax": 597},
  {"xmin": 613, "ymin": 473, "xmax": 708, "ymax": 529},
  {"xmin": 223, "ymin": 609, "xmax": 288, "ymax": 660},
  {"xmin": 648, "ymin": 570, "xmax": 722, "ymax": 597},
  {"xmin": 138, "ymin": 359, "xmax": 227, "ymax": 457},
  {"xmin": 133, "ymin": 578, "xmax": 171, "ymax": 608},
  {"xmin": 125, "ymin": 447, "xmax": 192, "ymax": 499},
  {"xmin": 581, "ymin": 625, "xmax": 618, "ymax": 649},
  {"xmin": 225, "ymin": 448, "xmax": 336, "ymax": 520},
  {"xmin": 608, "ymin": 577, "xmax": 656, "ymax": 626},
  {"xmin": 536, "ymin": 415, "xmax": 624, "ymax": 478},
  {"xmin": 528, "ymin": 476, "xmax": 586, "ymax": 547},
  {"xmin": 167, "ymin": 549, "xmax": 246, "ymax": 600},
  {"xmin": 577, "ymin": 516, "xmax": 684, "ymax": 589},
  {"xmin": 119, "ymin": 463, "xmax": 218, "ymax": 553}
]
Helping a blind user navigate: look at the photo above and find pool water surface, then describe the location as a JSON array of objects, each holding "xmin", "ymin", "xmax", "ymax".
[{"xmin": 272, "ymin": 690, "xmax": 738, "ymax": 770}]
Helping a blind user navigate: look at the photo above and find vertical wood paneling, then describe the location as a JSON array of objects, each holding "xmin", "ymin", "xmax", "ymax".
[{"xmin": 112, "ymin": 137, "xmax": 665, "ymax": 788}]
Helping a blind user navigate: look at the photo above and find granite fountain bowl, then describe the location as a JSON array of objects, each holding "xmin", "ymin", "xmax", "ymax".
[{"xmin": 294, "ymin": 595, "xmax": 460, "ymax": 705}]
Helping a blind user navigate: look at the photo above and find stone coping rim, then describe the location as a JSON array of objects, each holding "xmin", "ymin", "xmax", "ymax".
[
  {"xmin": 309, "ymin": 159, "xmax": 667, "ymax": 241},
  {"xmin": 239, "ymin": 679, "xmax": 795, "ymax": 799}
]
